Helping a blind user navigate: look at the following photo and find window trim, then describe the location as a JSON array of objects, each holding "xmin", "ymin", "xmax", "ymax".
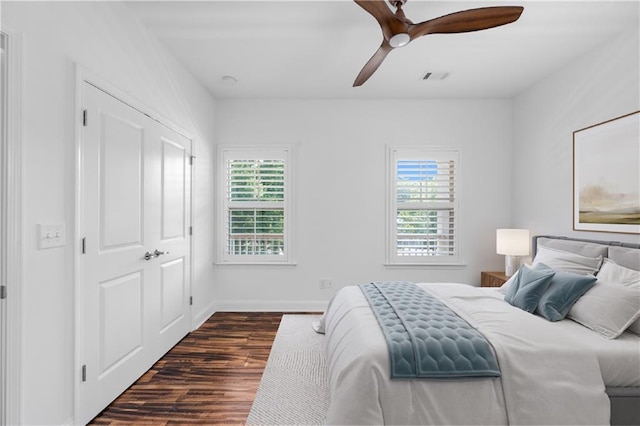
[
  {"xmin": 217, "ymin": 145, "xmax": 294, "ymax": 265},
  {"xmin": 385, "ymin": 146, "xmax": 462, "ymax": 266}
]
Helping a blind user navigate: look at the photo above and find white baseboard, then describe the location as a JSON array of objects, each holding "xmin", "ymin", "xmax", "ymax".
[
  {"xmin": 192, "ymin": 301, "xmax": 216, "ymax": 331},
  {"xmin": 214, "ymin": 299, "xmax": 327, "ymax": 313}
]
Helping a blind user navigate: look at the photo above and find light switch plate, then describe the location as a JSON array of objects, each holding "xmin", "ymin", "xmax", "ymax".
[{"xmin": 38, "ymin": 223, "xmax": 66, "ymax": 249}]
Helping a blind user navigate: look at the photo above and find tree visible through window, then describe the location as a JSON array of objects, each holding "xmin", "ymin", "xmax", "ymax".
[
  {"xmin": 227, "ymin": 159, "xmax": 284, "ymax": 255},
  {"xmin": 387, "ymin": 147, "xmax": 460, "ymax": 264},
  {"xmin": 219, "ymin": 148, "xmax": 292, "ymax": 263}
]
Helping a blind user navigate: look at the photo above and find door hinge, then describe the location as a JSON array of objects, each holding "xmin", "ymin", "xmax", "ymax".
[
  {"xmin": 189, "ymin": 155, "xmax": 195, "ymax": 166},
  {"xmin": 81, "ymin": 237, "xmax": 86, "ymax": 254},
  {"xmin": 189, "ymin": 226, "xmax": 193, "ymax": 236},
  {"xmin": 190, "ymin": 296, "xmax": 193, "ymax": 306},
  {"xmin": 82, "ymin": 109, "xmax": 88, "ymax": 127},
  {"xmin": 0, "ymin": 285, "xmax": 6, "ymax": 300},
  {"xmin": 81, "ymin": 365, "xmax": 87, "ymax": 382}
]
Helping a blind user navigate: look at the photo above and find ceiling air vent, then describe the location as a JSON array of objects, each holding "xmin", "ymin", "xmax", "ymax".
[{"xmin": 422, "ymin": 72, "xmax": 450, "ymax": 81}]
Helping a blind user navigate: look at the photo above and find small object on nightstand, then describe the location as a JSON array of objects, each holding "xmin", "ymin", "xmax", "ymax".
[
  {"xmin": 496, "ymin": 229, "xmax": 530, "ymax": 276},
  {"xmin": 481, "ymin": 271, "xmax": 509, "ymax": 287}
]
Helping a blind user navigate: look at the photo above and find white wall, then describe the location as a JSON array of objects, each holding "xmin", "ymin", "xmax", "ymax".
[
  {"xmin": 2, "ymin": 2, "xmax": 216, "ymax": 424},
  {"xmin": 512, "ymin": 29, "xmax": 640, "ymax": 245},
  {"xmin": 214, "ymin": 99, "xmax": 513, "ymax": 310}
]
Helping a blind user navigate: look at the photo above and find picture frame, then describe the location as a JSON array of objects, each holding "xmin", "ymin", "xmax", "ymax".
[{"xmin": 573, "ymin": 111, "xmax": 640, "ymax": 234}]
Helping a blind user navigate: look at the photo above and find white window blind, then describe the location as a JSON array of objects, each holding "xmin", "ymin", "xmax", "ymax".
[
  {"xmin": 219, "ymin": 148, "xmax": 292, "ymax": 263},
  {"xmin": 387, "ymin": 147, "xmax": 460, "ymax": 264}
]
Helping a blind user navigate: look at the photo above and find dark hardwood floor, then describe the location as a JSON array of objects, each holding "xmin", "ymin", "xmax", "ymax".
[{"xmin": 90, "ymin": 312, "xmax": 288, "ymax": 425}]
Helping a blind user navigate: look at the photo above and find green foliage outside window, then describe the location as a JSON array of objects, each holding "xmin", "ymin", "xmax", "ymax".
[
  {"xmin": 395, "ymin": 160, "xmax": 455, "ymax": 255},
  {"xmin": 227, "ymin": 159, "xmax": 285, "ymax": 255},
  {"xmin": 228, "ymin": 160, "xmax": 284, "ymax": 202}
]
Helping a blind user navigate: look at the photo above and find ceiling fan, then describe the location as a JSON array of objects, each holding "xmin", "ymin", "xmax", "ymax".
[{"xmin": 352, "ymin": 0, "xmax": 524, "ymax": 86}]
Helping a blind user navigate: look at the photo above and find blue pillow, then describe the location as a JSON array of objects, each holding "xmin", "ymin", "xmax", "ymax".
[
  {"xmin": 504, "ymin": 265, "xmax": 556, "ymax": 313},
  {"xmin": 533, "ymin": 263, "xmax": 597, "ymax": 321}
]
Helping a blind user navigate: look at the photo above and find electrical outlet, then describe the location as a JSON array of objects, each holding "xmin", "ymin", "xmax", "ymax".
[{"xmin": 319, "ymin": 279, "xmax": 333, "ymax": 289}]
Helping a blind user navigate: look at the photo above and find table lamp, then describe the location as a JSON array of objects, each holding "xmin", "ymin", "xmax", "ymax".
[{"xmin": 496, "ymin": 229, "xmax": 530, "ymax": 276}]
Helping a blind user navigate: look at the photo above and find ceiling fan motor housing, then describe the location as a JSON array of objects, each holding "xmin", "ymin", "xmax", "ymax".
[{"xmin": 389, "ymin": 33, "xmax": 410, "ymax": 48}]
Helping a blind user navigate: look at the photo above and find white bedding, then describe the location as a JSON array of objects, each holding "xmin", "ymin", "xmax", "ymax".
[
  {"xmin": 321, "ymin": 283, "xmax": 625, "ymax": 425},
  {"xmin": 482, "ymin": 287, "xmax": 640, "ymax": 388}
]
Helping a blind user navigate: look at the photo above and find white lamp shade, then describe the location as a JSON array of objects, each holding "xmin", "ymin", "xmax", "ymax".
[{"xmin": 496, "ymin": 229, "xmax": 530, "ymax": 256}]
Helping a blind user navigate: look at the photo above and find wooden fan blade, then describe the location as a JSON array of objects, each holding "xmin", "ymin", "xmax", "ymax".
[
  {"xmin": 353, "ymin": 42, "xmax": 393, "ymax": 87},
  {"xmin": 408, "ymin": 6, "xmax": 524, "ymax": 39},
  {"xmin": 354, "ymin": 0, "xmax": 407, "ymax": 40}
]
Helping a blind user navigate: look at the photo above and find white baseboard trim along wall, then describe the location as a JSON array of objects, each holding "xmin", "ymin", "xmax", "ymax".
[{"xmin": 214, "ymin": 300, "xmax": 327, "ymax": 313}]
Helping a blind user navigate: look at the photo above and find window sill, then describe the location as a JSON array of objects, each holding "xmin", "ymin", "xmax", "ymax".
[
  {"xmin": 215, "ymin": 261, "xmax": 297, "ymax": 268},
  {"xmin": 384, "ymin": 262, "xmax": 467, "ymax": 269}
]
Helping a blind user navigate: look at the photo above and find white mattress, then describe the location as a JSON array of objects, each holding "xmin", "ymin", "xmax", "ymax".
[
  {"xmin": 323, "ymin": 283, "xmax": 620, "ymax": 425},
  {"xmin": 482, "ymin": 287, "xmax": 640, "ymax": 387}
]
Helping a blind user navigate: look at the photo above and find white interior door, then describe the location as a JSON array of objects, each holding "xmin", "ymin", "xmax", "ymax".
[{"xmin": 78, "ymin": 82, "xmax": 191, "ymax": 424}]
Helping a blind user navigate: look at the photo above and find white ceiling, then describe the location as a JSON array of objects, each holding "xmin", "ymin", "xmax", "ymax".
[{"xmin": 126, "ymin": 0, "xmax": 639, "ymax": 99}]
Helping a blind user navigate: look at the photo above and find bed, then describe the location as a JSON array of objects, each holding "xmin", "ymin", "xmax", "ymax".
[{"xmin": 318, "ymin": 235, "xmax": 640, "ymax": 425}]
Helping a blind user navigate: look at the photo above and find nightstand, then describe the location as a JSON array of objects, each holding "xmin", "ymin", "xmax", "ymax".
[{"xmin": 481, "ymin": 271, "xmax": 509, "ymax": 287}]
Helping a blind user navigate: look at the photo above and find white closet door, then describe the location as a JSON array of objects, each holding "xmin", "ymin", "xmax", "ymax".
[
  {"xmin": 153, "ymin": 124, "xmax": 192, "ymax": 356},
  {"xmin": 78, "ymin": 82, "xmax": 191, "ymax": 424}
]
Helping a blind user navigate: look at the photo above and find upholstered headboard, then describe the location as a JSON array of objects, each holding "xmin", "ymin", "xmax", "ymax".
[{"xmin": 532, "ymin": 235, "xmax": 640, "ymax": 271}]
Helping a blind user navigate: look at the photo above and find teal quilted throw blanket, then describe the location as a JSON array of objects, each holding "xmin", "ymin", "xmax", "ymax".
[{"xmin": 360, "ymin": 281, "xmax": 501, "ymax": 379}]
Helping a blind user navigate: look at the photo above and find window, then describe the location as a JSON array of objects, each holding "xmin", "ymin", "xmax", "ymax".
[
  {"xmin": 386, "ymin": 147, "xmax": 460, "ymax": 265},
  {"xmin": 218, "ymin": 147, "xmax": 292, "ymax": 264}
]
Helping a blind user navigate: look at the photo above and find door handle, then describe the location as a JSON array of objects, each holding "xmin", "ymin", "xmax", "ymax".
[
  {"xmin": 143, "ymin": 251, "xmax": 154, "ymax": 261},
  {"xmin": 154, "ymin": 249, "xmax": 169, "ymax": 257}
]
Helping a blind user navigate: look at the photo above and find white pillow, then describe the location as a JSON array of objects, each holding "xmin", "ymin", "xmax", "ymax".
[
  {"xmin": 598, "ymin": 257, "xmax": 640, "ymax": 284},
  {"xmin": 597, "ymin": 258, "xmax": 640, "ymax": 335},
  {"xmin": 567, "ymin": 280, "xmax": 640, "ymax": 339},
  {"xmin": 532, "ymin": 245, "xmax": 602, "ymax": 275}
]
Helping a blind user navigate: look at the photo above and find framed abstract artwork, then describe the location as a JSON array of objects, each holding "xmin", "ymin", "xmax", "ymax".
[{"xmin": 573, "ymin": 111, "xmax": 640, "ymax": 234}]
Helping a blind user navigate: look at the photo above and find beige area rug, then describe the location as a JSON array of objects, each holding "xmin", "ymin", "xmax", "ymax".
[{"xmin": 247, "ymin": 315, "xmax": 329, "ymax": 425}]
